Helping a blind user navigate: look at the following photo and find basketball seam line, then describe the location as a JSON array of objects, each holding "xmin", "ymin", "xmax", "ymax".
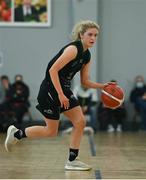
[{"xmin": 101, "ymin": 90, "xmax": 124, "ymax": 104}]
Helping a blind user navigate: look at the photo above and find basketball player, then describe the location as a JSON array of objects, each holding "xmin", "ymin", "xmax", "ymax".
[{"xmin": 5, "ymin": 20, "xmax": 108, "ymax": 171}]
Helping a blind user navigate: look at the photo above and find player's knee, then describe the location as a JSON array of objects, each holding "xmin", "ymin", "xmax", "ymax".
[{"xmin": 74, "ymin": 115, "xmax": 86, "ymax": 129}]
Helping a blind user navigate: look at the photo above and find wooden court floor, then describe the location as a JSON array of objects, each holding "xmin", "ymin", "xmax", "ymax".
[{"xmin": 0, "ymin": 131, "xmax": 146, "ymax": 179}]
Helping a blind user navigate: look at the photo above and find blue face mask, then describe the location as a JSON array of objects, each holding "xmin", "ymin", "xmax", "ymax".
[{"xmin": 136, "ymin": 82, "xmax": 144, "ymax": 88}]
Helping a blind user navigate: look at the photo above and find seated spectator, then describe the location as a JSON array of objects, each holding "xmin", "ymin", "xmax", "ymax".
[
  {"xmin": 0, "ymin": 78, "xmax": 5, "ymax": 104},
  {"xmin": 130, "ymin": 75, "xmax": 146, "ymax": 130},
  {"xmin": 97, "ymin": 102, "xmax": 127, "ymax": 132},
  {"xmin": 0, "ymin": 75, "xmax": 13, "ymax": 112},
  {"xmin": 0, "ymin": 75, "xmax": 14, "ymax": 132},
  {"xmin": 97, "ymin": 80, "xmax": 127, "ymax": 132},
  {"xmin": 11, "ymin": 74, "xmax": 30, "ymax": 128}
]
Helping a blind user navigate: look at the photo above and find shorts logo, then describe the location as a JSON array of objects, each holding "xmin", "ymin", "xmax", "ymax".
[{"xmin": 44, "ymin": 109, "xmax": 53, "ymax": 114}]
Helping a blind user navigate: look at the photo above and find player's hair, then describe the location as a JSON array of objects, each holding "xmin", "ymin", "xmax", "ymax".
[{"xmin": 71, "ymin": 20, "xmax": 100, "ymax": 41}]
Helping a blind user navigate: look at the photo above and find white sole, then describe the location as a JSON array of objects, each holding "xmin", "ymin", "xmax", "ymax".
[
  {"xmin": 65, "ymin": 166, "xmax": 92, "ymax": 171},
  {"xmin": 5, "ymin": 125, "xmax": 16, "ymax": 152}
]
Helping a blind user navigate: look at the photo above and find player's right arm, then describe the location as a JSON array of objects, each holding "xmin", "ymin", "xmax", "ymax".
[{"xmin": 49, "ymin": 45, "xmax": 77, "ymax": 109}]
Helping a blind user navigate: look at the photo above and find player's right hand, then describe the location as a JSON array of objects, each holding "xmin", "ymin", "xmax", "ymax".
[
  {"xmin": 103, "ymin": 81, "xmax": 117, "ymax": 88},
  {"xmin": 58, "ymin": 93, "xmax": 70, "ymax": 109}
]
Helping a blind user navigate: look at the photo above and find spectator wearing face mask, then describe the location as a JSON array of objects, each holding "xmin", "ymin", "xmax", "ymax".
[
  {"xmin": 130, "ymin": 75, "xmax": 146, "ymax": 130},
  {"xmin": 11, "ymin": 74, "xmax": 30, "ymax": 128}
]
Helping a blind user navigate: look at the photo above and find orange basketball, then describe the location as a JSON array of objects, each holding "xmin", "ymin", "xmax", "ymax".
[{"xmin": 101, "ymin": 83, "xmax": 124, "ymax": 109}]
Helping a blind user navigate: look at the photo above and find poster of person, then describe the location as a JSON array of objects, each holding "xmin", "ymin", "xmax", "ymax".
[{"xmin": 0, "ymin": 0, "xmax": 51, "ymax": 27}]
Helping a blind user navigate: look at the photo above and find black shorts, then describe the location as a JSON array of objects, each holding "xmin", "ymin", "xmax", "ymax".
[{"xmin": 36, "ymin": 80, "xmax": 79, "ymax": 120}]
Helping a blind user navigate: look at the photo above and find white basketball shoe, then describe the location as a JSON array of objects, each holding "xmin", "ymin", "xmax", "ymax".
[
  {"xmin": 65, "ymin": 158, "xmax": 92, "ymax": 171},
  {"xmin": 5, "ymin": 125, "xmax": 19, "ymax": 152}
]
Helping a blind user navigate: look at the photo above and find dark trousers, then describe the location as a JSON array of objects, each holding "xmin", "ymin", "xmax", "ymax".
[{"xmin": 136, "ymin": 98, "xmax": 146, "ymax": 130}]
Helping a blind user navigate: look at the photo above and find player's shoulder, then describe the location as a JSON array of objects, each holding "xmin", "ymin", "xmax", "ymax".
[{"xmin": 63, "ymin": 40, "xmax": 83, "ymax": 52}]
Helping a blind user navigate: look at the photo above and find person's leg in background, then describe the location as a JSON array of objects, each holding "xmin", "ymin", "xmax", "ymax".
[
  {"xmin": 136, "ymin": 98, "xmax": 146, "ymax": 130},
  {"xmin": 112, "ymin": 110, "xmax": 123, "ymax": 132},
  {"xmin": 140, "ymin": 108, "xmax": 146, "ymax": 130},
  {"xmin": 97, "ymin": 103, "xmax": 109, "ymax": 131},
  {"xmin": 107, "ymin": 110, "xmax": 115, "ymax": 132},
  {"xmin": 12, "ymin": 105, "xmax": 28, "ymax": 129}
]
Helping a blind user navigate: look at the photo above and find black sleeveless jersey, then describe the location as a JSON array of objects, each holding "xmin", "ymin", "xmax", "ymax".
[{"xmin": 45, "ymin": 40, "xmax": 91, "ymax": 89}]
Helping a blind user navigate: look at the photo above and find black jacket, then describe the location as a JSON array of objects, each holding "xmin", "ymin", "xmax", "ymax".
[
  {"xmin": 14, "ymin": 5, "xmax": 39, "ymax": 22},
  {"xmin": 11, "ymin": 81, "xmax": 30, "ymax": 107},
  {"xmin": 130, "ymin": 85, "xmax": 146, "ymax": 111}
]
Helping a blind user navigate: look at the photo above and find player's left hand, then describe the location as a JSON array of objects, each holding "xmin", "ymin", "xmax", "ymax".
[{"xmin": 58, "ymin": 93, "xmax": 70, "ymax": 109}]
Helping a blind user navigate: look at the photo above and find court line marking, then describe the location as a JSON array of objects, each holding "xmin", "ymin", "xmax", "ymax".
[
  {"xmin": 87, "ymin": 133, "xmax": 96, "ymax": 156},
  {"xmin": 87, "ymin": 134, "xmax": 102, "ymax": 179},
  {"xmin": 95, "ymin": 170, "xmax": 102, "ymax": 179}
]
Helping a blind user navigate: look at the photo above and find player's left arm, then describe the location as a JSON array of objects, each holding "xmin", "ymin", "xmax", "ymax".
[{"xmin": 80, "ymin": 60, "xmax": 105, "ymax": 89}]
